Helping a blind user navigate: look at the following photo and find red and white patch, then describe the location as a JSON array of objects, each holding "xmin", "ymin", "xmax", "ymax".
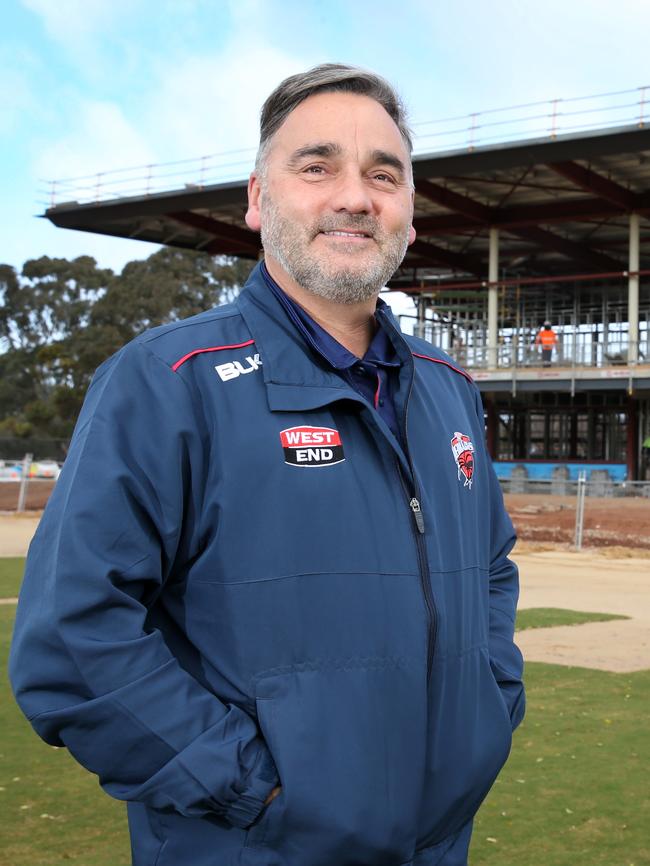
[
  {"xmin": 450, "ymin": 431, "xmax": 475, "ymax": 489},
  {"xmin": 280, "ymin": 426, "xmax": 345, "ymax": 468}
]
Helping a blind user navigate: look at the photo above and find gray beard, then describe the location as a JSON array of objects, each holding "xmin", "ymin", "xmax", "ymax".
[{"xmin": 260, "ymin": 196, "xmax": 409, "ymax": 304}]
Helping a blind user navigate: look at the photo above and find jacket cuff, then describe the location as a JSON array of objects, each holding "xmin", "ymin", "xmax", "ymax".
[{"xmin": 225, "ymin": 744, "xmax": 279, "ymax": 829}]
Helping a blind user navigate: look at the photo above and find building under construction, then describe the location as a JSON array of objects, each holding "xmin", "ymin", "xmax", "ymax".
[{"xmin": 43, "ymin": 90, "xmax": 650, "ymax": 483}]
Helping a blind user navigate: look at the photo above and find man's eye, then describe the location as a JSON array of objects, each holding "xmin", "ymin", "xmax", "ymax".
[
  {"xmin": 373, "ymin": 172, "xmax": 396, "ymax": 184},
  {"xmin": 303, "ymin": 165, "xmax": 325, "ymax": 174}
]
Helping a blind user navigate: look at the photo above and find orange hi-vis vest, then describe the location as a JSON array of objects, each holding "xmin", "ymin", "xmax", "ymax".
[{"xmin": 536, "ymin": 328, "xmax": 557, "ymax": 349}]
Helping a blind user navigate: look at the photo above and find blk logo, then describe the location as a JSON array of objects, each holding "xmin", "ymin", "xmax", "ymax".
[
  {"xmin": 215, "ymin": 353, "xmax": 262, "ymax": 382},
  {"xmin": 280, "ymin": 426, "xmax": 345, "ymax": 468}
]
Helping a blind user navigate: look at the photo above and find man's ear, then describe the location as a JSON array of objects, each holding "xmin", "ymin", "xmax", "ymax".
[
  {"xmin": 407, "ymin": 188, "xmax": 416, "ymax": 245},
  {"xmin": 245, "ymin": 172, "xmax": 262, "ymax": 232}
]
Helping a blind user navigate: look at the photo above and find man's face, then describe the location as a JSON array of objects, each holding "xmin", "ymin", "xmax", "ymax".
[{"xmin": 246, "ymin": 91, "xmax": 416, "ymax": 304}]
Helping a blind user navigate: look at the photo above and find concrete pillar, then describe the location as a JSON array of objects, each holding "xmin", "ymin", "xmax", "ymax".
[
  {"xmin": 485, "ymin": 395, "xmax": 497, "ymax": 458},
  {"xmin": 627, "ymin": 397, "xmax": 638, "ymax": 480},
  {"xmin": 417, "ymin": 296, "xmax": 426, "ymax": 340},
  {"xmin": 488, "ymin": 228, "xmax": 499, "ymax": 369},
  {"xmin": 628, "ymin": 213, "xmax": 640, "ymax": 364}
]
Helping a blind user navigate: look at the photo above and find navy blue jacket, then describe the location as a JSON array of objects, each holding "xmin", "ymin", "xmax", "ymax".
[{"xmin": 10, "ymin": 263, "xmax": 524, "ymax": 866}]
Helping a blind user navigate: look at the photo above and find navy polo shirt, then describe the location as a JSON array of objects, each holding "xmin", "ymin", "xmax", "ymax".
[{"xmin": 261, "ymin": 263, "xmax": 403, "ymax": 440}]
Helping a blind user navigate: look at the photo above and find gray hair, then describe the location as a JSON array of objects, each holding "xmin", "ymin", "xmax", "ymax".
[{"xmin": 255, "ymin": 63, "xmax": 413, "ymax": 175}]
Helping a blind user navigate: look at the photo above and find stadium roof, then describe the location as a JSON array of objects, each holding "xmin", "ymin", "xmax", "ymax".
[{"xmin": 44, "ymin": 123, "xmax": 650, "ymax": 291}]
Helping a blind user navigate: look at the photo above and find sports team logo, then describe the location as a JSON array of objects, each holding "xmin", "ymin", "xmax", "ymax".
[
  {"xmin": 280, "ymin": 426, "xmax": 345, "ymax": 468},
  {"xmin": 450, "ymin": 431, "xmax": 475, "ymax": 489}
]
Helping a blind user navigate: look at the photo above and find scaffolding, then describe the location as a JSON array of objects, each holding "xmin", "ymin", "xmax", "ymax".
[{"xmin": 405, "ymin": 276, "xmax": 650, "ymax": 369}]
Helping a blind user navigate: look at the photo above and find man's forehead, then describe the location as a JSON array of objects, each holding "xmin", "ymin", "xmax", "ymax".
[{"xmin": 269, "ymin": 91, "xmax": 409, "ymax": 159}]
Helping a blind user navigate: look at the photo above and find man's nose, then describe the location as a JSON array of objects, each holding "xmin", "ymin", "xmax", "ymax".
[{"xmin": 329, "ymin": 168, "xmax": 373, "ymax": 214}]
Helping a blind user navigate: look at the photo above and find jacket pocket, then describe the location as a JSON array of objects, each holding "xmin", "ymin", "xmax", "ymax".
[
  {"xmin": 244, "ymin": 658, "xmax": 427, "ymax": 866},
  {"xmin": 416, "ymin": 647, "xmax": 512, "ymax": 849}
]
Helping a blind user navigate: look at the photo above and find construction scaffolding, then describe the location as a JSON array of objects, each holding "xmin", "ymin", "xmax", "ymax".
[{"xmin": 405, "ymin": 274, "xmax": 650, "ymax": 369}]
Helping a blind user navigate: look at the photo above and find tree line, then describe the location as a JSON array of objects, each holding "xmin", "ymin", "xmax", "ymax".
[{"xmin": 0, "ymin": 248, "xmax": 254, "ymax": 456}]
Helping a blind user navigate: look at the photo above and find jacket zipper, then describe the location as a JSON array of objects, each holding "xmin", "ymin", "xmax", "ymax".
[
  {"xmin": 396, "ymin": 366, "xmax": 438, "ymax": 681},
  {"xmin": 397, "ymin": 461, "xmax": 437, "ymax": 679}
]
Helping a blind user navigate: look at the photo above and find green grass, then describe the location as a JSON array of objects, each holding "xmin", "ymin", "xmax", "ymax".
[
  {"xmin": 0, "ymin": 605, "xmax": 130, "ymax": 865},
  {"xmin": 0, "ymin": 558, "xmax": 25, "ymax": 599},
  {"xmin": 1, "ymin": 603, "xmax": 648, "ymax": 865},
  {"xmin": 470, "ymin": 663, "xmax": 650, "ymax": 865},
  {"xmin": 516, "ymin": 607, "xmax": 630, "ymax": 631}
]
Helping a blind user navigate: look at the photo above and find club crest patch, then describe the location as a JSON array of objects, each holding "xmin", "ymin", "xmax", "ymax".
[
  {"xmin": 280, "ymin": 426, "xmax": 345, "ymax": 468},
  {"xmin": 450, "ymin": 431, "xmax": 475, "ymax": 489}
]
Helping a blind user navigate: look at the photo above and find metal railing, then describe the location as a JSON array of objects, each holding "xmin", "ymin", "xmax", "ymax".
[
  {"xmin": 40, "ymin": 85, "xmax": 650, "ymax": 208},
  {"xmin": 408, "ymin": 324, "xmax": 649, "ymax": 371},
  {"xmin": 499, "ymin": 477, "xmax": 650, "ymax": 498}
]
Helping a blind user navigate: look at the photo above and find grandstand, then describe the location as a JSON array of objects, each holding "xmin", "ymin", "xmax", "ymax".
[{"xmin": 42, "ymin": 89, "xmax": 650, "ymax": 483}]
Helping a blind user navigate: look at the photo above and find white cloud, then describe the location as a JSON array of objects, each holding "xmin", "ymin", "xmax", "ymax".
[
  {"xmin": 15, "ymin": 11, "xmax": 307, "ymax": 267},
  {"xmin": 31, "ymin": 98, "xmax": 157, "ymax": 206},
  {"xmin": 0, "ymin": 46, "xmax": 41, "ymax": 137},
  {"xmin": 142, "ymin": 36, "xmax": 308, "ymax": 171},
  {"xmin": 20, "ymin": 0, "xmax": 149, "ymax": 81},
  {"xmin": 0, "ymin": 72, "xmax": 35, "ymax": 137},
  {"xmin": 21, "ymin": 0, "xmax": 137, "ymax": 45}
]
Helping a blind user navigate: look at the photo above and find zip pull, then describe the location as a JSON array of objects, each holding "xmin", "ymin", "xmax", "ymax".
[{"xmin": 409, "ymin": 497, "xmax": 425, "ymax": 534}]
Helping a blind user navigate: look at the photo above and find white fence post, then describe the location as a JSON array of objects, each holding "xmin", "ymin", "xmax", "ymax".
[
  {"xmin": 574, "ymin": 471, "xmax": 587, "ymax": 550},
  {"xmin": 16, "ymin": 453, "xmax": 33, "ymax": 513}
]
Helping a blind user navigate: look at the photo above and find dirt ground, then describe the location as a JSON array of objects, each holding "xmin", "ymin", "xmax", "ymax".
[
  {"xmin": 514, "ymin": 544, "xmax": 650, "ymax": 672},
  {"xmin": 505, "ymin": 493, "xmax": 650, "ymax": 550},
  {"xmin": 1, "ymin": 511, "xmax": 648, "ymax": 673}
]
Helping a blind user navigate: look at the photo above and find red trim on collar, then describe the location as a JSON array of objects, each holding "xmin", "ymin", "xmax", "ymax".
[
  {"xmin": 172, "ymin": 339, "xmax": 256, "ymax": 372},
  {"xmin": 411, "ymin": 352, "xmax": 474, "ymax": 383},
  {"xmin": 374, "ymin": 372, "xmax": 381, "ymax": 408}
]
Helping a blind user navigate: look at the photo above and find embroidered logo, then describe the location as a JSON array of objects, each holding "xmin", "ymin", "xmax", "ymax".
[
  {"xmin": 450, "ymin": 431, "xmax": 475, "ymax": 489},
  {"xmin": 214, "ymin": 353, "xmax": 262, "ymax": 382},
  {"xmin": 280, "ymin": 426, "xmax": 345, "ymax": 468}
]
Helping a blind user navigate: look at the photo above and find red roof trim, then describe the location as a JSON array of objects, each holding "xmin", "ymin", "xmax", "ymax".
[
  {"xmin": 411, "ymin": 352, "xmax": 474, "ymax": 383},
  {"xmin": 172, "ymin": 339, "xmax": 255, "ymax": 372}
]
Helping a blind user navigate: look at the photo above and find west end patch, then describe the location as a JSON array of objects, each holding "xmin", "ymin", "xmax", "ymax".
[{"xmin": 280, "ymin": 426, "xmax": 345, "ymax": 468}]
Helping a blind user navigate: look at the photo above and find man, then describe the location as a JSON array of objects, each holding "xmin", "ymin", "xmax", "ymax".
[
  {"xmin": 535, "ymin": 320, "xmax": 558, "ymax": 366},
  {"xmin": 10, "ymin": 64, "xmax": 524, "ymax": 866}
]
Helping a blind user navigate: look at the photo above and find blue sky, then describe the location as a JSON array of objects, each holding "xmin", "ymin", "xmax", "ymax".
[{"xmin": 3, "ymin": 0, "xmax": 650, "ymax": 275}]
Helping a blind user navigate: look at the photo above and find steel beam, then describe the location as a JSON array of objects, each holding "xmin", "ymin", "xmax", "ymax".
[
  {"xmin": 408, "ymin": 239, "xmax": 484, "ymax": 276},
  {"xmin": 546, "ymin": 161, "xmax": 636, "ymax": 209},
  {"xmin": 167, "ymin": 210, "xmax": 260, "ymax": 250},
  {"xmin": 413, "ymin": 196, "xmax": 622, "ymax": 235},
  {"xmin": 511, "ymin": 225, "xmax": 623, "ymax": 271},
  {"xmin": 415, "ymin": 179, "xmax": 493, "ymax": 222}
]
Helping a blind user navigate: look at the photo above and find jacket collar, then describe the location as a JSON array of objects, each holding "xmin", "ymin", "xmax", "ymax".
[{"xmin": 236, "ymin": 262, "xmax": 413, "ymax": 414}]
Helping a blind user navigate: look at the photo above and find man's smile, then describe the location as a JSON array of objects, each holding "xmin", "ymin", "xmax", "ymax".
[
  {"xmin": 320, "ymin": 230, "xmax": 371, "ymax": 239},
  {"xmin": 316, "ymin": 226, "xmax": 376, "ymax": 244}
]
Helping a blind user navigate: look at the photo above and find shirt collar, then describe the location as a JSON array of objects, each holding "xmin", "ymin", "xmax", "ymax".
[{"xmin": 260, "ymin": 261, "xmax": 401, "ymax": 371}]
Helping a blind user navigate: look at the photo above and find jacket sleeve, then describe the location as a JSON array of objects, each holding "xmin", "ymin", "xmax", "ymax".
[
  {"xmin": 475, "ymin": 389, "xmax": 526, "ymax": 731},
  {"xmin": 9, "ymin": 341, "xmax": 278, "ymax": 827}
]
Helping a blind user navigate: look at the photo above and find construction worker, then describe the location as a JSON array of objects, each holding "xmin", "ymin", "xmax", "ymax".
[{"xmin": 535, "ymin": 321, "xmax": 558, "ymax": 366}]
